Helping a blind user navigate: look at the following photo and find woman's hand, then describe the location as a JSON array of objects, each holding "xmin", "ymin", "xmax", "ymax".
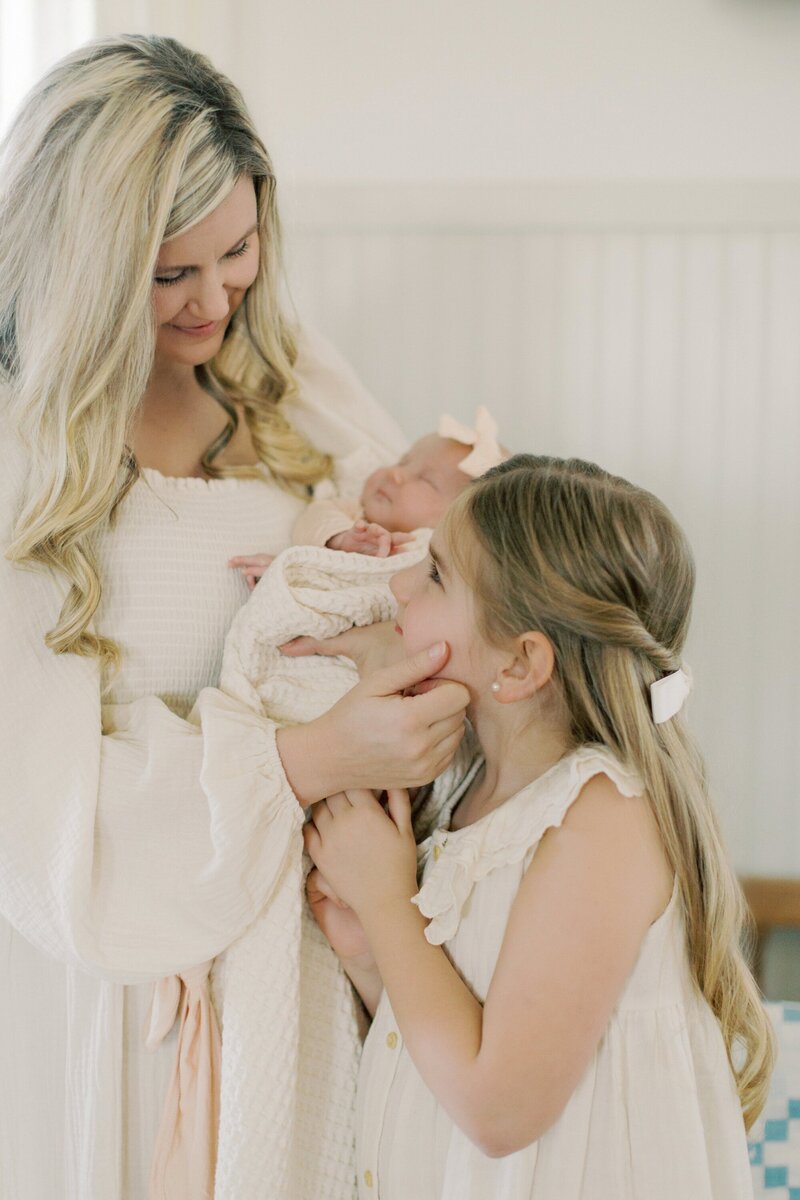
[
  {"xmin": 276, "ymin": 642, "xmax": 469, "ymax": 804},
  {"xmin": 305, "ymin": 789, "xmax": 417, "ymax": 918},
  {"xmin": 281, "ymin": 620, "xmax": 403, "ymax": 678}
]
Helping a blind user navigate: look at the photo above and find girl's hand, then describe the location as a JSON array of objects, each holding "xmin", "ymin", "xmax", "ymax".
[
  {"xmin": 306, "ymin": 867, "xmax": 371, "ymax": 961},
  {"xmin": 304, "ymin": 789, "xmax": 417, "ymax": 917},
  {"xmin": 276, "ymin": 642, "xmax": 469, "ymax": 802},
  {"xmin": 228, "ymin": 552, "xmax": 275, "ymax": 590},
  {"xmin": 281, "ymin": 620, "xmax": 403, "ymax": 678},
  {"xmin": 306, "ymin": 865, "xmax": 385, "ymax": 1016}
]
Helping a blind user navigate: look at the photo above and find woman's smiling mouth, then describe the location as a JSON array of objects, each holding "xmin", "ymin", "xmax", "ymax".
[{"xmin": 169, "ymin": 319, "xmax": 221, "ymax": 338}]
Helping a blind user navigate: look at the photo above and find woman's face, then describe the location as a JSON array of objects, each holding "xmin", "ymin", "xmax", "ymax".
[{"xmin": 152, "ymin": 175, "xmax": 259, "ymax": 369}]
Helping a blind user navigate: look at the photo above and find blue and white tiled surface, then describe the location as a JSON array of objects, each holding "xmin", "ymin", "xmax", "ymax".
[{"xmin": 750, "ymin": 1003, "xmax": 800, "ymax": 1198}]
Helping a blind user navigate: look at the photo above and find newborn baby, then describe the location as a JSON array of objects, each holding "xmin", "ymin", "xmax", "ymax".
[{"xmin": 230, "ymin": 408, "xmax": 506, "ymax": 589}]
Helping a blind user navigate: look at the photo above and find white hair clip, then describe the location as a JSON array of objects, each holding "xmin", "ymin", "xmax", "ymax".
[
  {"xmin": 438, "ymin": 406, "xmax": 505, "ymax": 478},
  {"xmin": 650, "ymin": 667, "xmax": 692, "ymax": 724}
]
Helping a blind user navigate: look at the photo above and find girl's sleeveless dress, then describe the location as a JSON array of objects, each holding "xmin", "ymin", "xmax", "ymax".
[{"xmin": 356, "ymin": 742, "xmax": 754, "ymax": 1200}]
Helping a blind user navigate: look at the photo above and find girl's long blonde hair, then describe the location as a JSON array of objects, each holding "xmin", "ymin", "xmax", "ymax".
[
  {"xmin": 446, "ymin": 453, "xmax": 774, "ymax": 1130},
  {"xmin": 1, "ymin": 35, "xmax": 330, "ymax": 668}
]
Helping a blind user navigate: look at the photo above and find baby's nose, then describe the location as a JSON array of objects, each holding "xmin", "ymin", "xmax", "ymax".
[{"xmin": 390, "ymin": 465, "xmax": 407, "ymax": 485}]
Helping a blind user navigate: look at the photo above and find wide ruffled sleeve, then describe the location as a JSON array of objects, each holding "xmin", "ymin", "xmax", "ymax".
[
  {"xmin": 0, "ymin": 330, "xmax": 408, "ymax": 984},
  {"xmin": 0, "ymin": 453, "xmax": 299, "ymax": 987},
  {"xmin": 413, "ymin": 746, "xmax": 645, "ymax": 945}
]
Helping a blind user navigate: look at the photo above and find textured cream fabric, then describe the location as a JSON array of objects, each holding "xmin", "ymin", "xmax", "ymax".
[
  {"xmin": 214, "ymin": 532, "xmax": 428, "ymax": 1200},
  {"xmin": 0, "ymin": 328, "xmax": 406, "ymax": 1200},
  {"xmin": 357, "ymin": 744, "xmax": 754, "ymax": 1200}
]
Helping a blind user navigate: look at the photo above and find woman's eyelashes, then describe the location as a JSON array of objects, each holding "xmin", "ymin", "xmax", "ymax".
[
  {"xmin": 428, "ymin": 559, "xmax": 442, "ymax": 585},
  {"xmin": 153, "ymin": 239, "xmax": 251, "ymax": 287},
  {"xmin": 154, "ymin": 271, "xmax": 187, "ymax": 287},
  {"xmin": 227, "ymin": 239, "xmax": 250, "ymax": 258}
]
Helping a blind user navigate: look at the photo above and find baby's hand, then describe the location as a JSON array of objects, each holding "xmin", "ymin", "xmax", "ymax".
[
  {"xmin": 389, "ymin": 531, "xmax": 415, "ymax": 555},
  {"xmin": 228, "ymin": 553, "xmax": 275, "ymax": 591},
  {"xmin": 326, "ymin": 520, "xmax": 393, "ymax": 557}
]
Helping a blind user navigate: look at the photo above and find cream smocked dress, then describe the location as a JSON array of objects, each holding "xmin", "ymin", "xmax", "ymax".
[
  {"xmin": 0, "ymin": 329, "xmax": 406, "ymax": 1200},
  {"xmin": 357, "ymin": 737, "xmax": 754, "ymax": 1200}
]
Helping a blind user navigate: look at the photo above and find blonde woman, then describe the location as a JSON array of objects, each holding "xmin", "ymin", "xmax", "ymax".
[
  {"xmin": 307, "ymin": 455, "xmax": 774, "ymax": 1199},
  {"xmin": 0, "ymin": 35, "xmax": 469, "ymax": 1200}
]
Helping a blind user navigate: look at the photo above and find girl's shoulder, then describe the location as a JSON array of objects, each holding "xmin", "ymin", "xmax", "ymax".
[
  {"xmin": 462, "ymin": 742, "xmax": 643, "ymax": 843},
  {"xmin": 537, "ymin": 742, "xmax": 645, "ymax": 812},
  {"xmin": 413, "ymin": 744, "xmax": 646, "ymax": 945}
]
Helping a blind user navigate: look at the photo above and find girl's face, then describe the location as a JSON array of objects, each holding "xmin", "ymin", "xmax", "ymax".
[
  {"xmin": 151, "ymin": 175, "xmax": 260, "ymax": 369},
  {"xmin": 390, "ymin": 529, "xmax": 500, "ymax": 700}
]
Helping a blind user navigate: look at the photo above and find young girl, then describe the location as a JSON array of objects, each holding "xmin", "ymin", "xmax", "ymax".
[{"xmin": 304, "ymin": 453, "xmax": 773, "ymax": 1199}]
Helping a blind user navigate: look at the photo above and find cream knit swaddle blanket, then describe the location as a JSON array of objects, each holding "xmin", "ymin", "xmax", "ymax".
[{"xmin": 213, "ymin": 535, "xmax": 428, "ymax": 1200}]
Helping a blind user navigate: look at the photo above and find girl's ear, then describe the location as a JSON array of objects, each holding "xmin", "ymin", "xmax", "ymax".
[{"xmin": 493, "ymin": 632, "xmax": 555, "ymax": 703}]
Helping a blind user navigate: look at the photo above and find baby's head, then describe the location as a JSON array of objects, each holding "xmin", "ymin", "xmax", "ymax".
[
  {"xmin": 360, "ymin": 407, "xmax": 507, "ymax": 533},
  {"xmin": 360, "ymin": 434, "xmax": 472, "ymax": 533}
]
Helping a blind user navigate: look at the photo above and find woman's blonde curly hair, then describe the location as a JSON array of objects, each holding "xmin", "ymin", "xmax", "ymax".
[{"xmin": 1, "ymin": 35, "xmax": 331, "ymax": 670}]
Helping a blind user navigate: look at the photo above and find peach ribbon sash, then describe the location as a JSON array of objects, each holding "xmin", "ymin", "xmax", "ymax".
[{"xmin": 145, "ymin": 962, "xmax": 221, "ymax": 1200}]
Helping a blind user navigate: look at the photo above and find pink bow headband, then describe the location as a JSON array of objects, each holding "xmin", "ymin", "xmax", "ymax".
[{"xmin": 438, "ymin": 407, "xmax": 506, "ymax": 478}]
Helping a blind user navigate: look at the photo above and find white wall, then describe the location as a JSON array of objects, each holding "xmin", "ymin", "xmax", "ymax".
[
  {"xmin": 91, "ymin": 0, "xmax": 800, "ymax": 182},
  {"xmin": 232, "ymin": 0, "xmax": 800, "ymax": 183}
]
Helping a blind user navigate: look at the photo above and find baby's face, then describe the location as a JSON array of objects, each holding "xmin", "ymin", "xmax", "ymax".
[{"xmin": 360, "ymin": 434, "xmax": 470, "ymax": 533}]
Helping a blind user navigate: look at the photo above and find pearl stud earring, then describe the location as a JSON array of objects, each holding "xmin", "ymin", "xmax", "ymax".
[{"xmin": 490, "ymin": 682, "xmax": 501, "ymax": 694}]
